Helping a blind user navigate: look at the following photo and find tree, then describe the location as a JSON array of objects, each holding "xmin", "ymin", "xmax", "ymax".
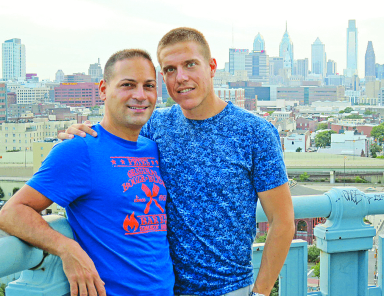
[
  {"xmin": 311, "ymin": 262, "xmax": 320, "ymax": 288},
  {"xmin": 371, "ymin": 123, "xmax": 384, "ymax": 144},
  {"xmin": 314, "ymin": 130, "xmax": 336, "ymax": 148},
  {"xmin": 13, "ymin": 187, "xmax": 20, "ymax": 194},
  {"xmin": 316, "ymin": 122, "xmax": 328, "ymax": 130},
  {"xmin": 0, "ymin": 283, "xmax": 5, "ymax": 296},
  {"xmin": 308, "ymin": 245, "xmax": 321, "ymax": 262},
  {"xmin": 299, "ymin": 172, "xmax": 310, "ymax": 182},
  {"xmin": 270, "ymin": 278, "xmax": 279, "ymax": 296},
  {"xmin": 0, "ymin": 186, "xmax": 4, "ymax": 199},
  {"xmin": 364, "ymin": 110, "xmax": 374, "ymax": 115},
  {"xmin": 296, "ymin": 147, "xmax": 302, "ymax": 152},
  {"xmin": 256, "ymin": 233, "xmax": 267, "ymax": 243},
  {"xmin": 165, "ymin": 97, "xmax": 176, "ymax": 107},
  {"xmin": 345, "ymin": 114, "xmax": 362, "ymax": 119},
  {"xmin": 344, "ymin": 107, "xmax": 353, "ymax": 113},
  {"xmin": 370, "ymin": 143, "xmax": 383, "ymax": 158}
]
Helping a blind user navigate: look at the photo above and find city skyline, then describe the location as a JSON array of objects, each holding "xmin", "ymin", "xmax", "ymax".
[{"xmin": 0, "ymin": 0, "xmax": 383, "ymax": 80}]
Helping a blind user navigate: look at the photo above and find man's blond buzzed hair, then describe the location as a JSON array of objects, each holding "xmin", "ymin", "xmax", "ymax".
[{"xmin": 157, "ymin": 27, "xmax": 211, "ymax": 65}]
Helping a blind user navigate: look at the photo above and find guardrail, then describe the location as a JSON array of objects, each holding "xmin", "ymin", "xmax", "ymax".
[{"xmin": 0, "ymin": 187, "xmax": 383, "ymax": 295}]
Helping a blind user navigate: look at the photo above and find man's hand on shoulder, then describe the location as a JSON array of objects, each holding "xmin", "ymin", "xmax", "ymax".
[
  {"xmin": 59, "ymin": 240, "xmax": 106, "ymax": 296},
  {"xmin": 58, "ymin": 120, "xmax": 97, "ymax": 140}
]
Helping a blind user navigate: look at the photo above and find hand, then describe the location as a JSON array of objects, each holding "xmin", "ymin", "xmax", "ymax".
[
  {"xmin": 60, "ymin": 241, "xmax": 106, "ymax": 296},
  {"xmin": 58, "ymin": 121, "xmax": 97, "ymax": 140}
]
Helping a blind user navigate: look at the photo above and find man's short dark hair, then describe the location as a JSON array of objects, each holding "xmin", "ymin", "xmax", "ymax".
[
  {"xmin": 157, "ymin": 27, "xmax": 211, "ymax": 65},
  {"xmin": 104, "ymin": 49, "xmax": 154, "ymax": 82}
]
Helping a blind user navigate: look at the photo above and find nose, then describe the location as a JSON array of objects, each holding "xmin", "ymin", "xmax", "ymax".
[
  {"xmin": 132, "ymin": 85, "xmax": 146, "ymax": 101},
  {"xmin": 176, "ymin": 66, "xmax": 188, "ymax": 83}
]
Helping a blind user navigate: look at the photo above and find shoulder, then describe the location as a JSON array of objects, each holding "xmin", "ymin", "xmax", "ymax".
[{"xmin": 225, "ymin": 103, "xmax": 276, "ymax": 134}]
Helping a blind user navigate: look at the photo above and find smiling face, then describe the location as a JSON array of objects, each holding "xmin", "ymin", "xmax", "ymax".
[
  {"xmin": 99, "ymin": 57, "xmax": 157, "ymax": 141},
  {"xmin": 159, "ymin": 41, "xmax": 218, "ymax": 118}
]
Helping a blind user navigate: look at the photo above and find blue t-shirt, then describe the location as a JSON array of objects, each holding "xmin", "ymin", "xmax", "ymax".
[
  {"xmin": 27, "ymin": 124, "xmax": 175, "ymax": 296},
  {"xmin": 141, "ymin": 102, "xmax": 288, "ymax": 296}
]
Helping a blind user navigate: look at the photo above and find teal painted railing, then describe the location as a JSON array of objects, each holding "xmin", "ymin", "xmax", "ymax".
[{"xmin": 0, "ymin": 187, "xmax": 383, "ymax": 295}]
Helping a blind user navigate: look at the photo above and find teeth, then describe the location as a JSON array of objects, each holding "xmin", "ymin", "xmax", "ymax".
[
  {"xmin": 179, "ymin": 88, "xmax": 192, "ymax": 93},
  {"xmin": 129, "ymin": 106, "xmax": 147, "ymax": 109}
]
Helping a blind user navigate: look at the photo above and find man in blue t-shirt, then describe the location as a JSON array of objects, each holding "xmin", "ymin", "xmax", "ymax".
[
  {"xmin": 0, "ymin": 49, "xmax": 175, "ymax": 296},
  {"xmin": 61, "ymin": 28, "xmax": 295, "ymax": 296}
]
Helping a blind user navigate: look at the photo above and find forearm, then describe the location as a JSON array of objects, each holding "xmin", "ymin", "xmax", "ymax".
[
  {"xmin": 253, "ymin": 220, "xmax": 295, "ymax": 295},
  {"xmin": 0, "ymin": 203, "xmax": 77, "ymax": 257}
]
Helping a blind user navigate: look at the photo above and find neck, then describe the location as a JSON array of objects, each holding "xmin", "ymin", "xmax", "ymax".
[
  {"xmin": 181, "ymin": 95, "xmax": 228, "ymax": 120},
  {"xmin": 100, "ymin": 118, "xmax": 140, "ymax": 142}
]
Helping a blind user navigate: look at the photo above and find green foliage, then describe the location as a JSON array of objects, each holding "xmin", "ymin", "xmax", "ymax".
[
  {"xmin": 377, "ymin": 156, "xmax": 384, "ymax": 159},
  {"xmin": 267, "ymin": 111, "xmax": 275, "ymax": 115},
  {"xmin": 312, "ymin": 261, "xmax": 320, "ymax": 279},
  {"xmin": 299, "ymin": 172, "xmax": 310, "ymax": 182},
  {"xmin": 270, "ymin": 278, "xmax": 279, "ymax": 296},
  {"xmin": 0, "ymin": 283, "xmax": 5, "ymax": 296},
  {"xmin": 296, "ymin": 147, "xmax": 302, "ymax": 152},
  {"xmin": 370, "ymin": 143, "xmax": 383, "ymax": 158},
  {"xmin": 315, "ymin": 130, "xmax": 336, "ymax": 148},
  {"xmin": 344, "ymin": 107, "xmax": 353, "ymax": 113},
  {"xmin": 371, "ymin": 123, "xmax": 384, "ymax": 144},
  {"xmin": 354, "ymin": 176, "xmax": 368, "ymax": 183},
  {"xmin": 165, "ymin": 97, "xmax": 176, "ymax": 107},
  {"xmin": 364, "ymin": 110, "xmax": 374, "ymax": 115},
  {"xmin": 308, "ymin": 245, "xmax": 321, "ymax": 262},
  {"xmin": 0, "ymin": 186, "xmax": 4, "ymax": 199},
  {"xmin": 316, "ymin": 122, "xmax": 328, "ymax": 130},
  {"xmin": 256, "ymin": 233, "xmax": 267, "ymax": 243},
  {"xmin": 364, "ymin": 217, "xmax": 372, "ymax": 224},
  {"xmin": 345, "ymin": 114, "xmax": 362, "ymax": 119},
  {"xmin": 12, "ymin": 187, "xmax": 20, "ymax": 194}
]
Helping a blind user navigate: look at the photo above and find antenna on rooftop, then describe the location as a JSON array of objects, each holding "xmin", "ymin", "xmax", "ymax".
[{"xmin": 232, "ymin": 23, "xmax": 234, "ymax": 48}]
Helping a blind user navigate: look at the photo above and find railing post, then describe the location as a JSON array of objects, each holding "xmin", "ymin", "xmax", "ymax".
[
  {"xmin": 3, "ymin": 215, "xmax": 72, "ymax": 296},
  {"xmin": 314, "ymin": 187, "xmax": 376, "ymax": 296}
]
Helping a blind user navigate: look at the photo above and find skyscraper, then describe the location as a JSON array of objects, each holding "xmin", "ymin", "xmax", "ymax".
[
  {"xmin": 88, "ymin": 58, "xmax": 103, "ymax": 82},
  {"xmin": 279, "ymin": 22, "xmax": 294, "ymax": 72},
  {"xmin": 2, "ymin": 38, "xmax": 26, "ymax": 81},
  {"xmin": 327, "ymin": 60, "xmax": 337, "ymax": 76},
  {"xmin": 297, "ymin": 59, "xmax": 308, "ymax": 79},
  {"xmin": 229, "ymin": 48, "xmax": 249, "ymax": 75},
  {"xmin": 346, "ymin": 20, "xmax": 358, "ymax": 77},
  {"xmin": 253, "ymin": 33, "xmax": 265, "ymax": 51},
  {"xmin": 365, "ymin": 41, "xmax": 375, "ymax": 78},
  {"xmin": 311, "ymin": 38, "xmax": 326, "ymax": 76}
]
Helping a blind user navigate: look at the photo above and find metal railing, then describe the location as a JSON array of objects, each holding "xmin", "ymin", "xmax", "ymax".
[{"xmin": 0, "ymin": 187, "xmax": 383, "ymax": 295}]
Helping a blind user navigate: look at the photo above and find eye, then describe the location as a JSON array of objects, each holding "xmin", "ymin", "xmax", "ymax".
[
  {"xmin": 122, "ymin": 82, "xmax": 133, "ymax": 87},
  {"xmin": 187, "ymin": 62, "xmax": 196, "ymax": 67},
  {"xmin": 165, "ymin": 67, "xmax": 175, "ymax": 73},
  {"xmin": 145, "ymin": 84, "xmax": 156, "ymax": 88}
]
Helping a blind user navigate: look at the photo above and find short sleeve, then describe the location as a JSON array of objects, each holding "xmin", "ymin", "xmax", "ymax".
[
  {"xmin": 26, "ymin": 138, "xmax": 91, "ymax": 208},
  {"xmin": 252, "ymin": 122, "xmax": 288, "ymax": 192}
]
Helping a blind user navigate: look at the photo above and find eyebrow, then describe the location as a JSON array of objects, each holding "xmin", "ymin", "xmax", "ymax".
[{"xmin": 119, "ymin": 78, "xmax": 156, "ymax": 83}]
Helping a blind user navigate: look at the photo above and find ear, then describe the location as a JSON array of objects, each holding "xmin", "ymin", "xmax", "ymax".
[
  {"xmin": 209, "ymin": 58, "xmax": 217, "ymax": 78},
  {"xmin": 99, "ymin": 79, "xmax": 107, "ymax": 102}
]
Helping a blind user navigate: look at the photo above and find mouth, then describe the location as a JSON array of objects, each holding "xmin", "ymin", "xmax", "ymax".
[
  {"xmin": 177, "ymin": 88, "xmax": 194, "ymax": 94},
  {"xmin": 127, "ymin": 106, "xmax": 149, "ymax": 110}
]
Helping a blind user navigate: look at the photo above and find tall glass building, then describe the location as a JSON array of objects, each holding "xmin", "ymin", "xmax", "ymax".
[
  {"xmin": 229, "ymin": 48, "xmax": 249, "ymax": 75},
  {"xmin": 311, "ymin": 38, "xmax": 326, "ymax": 76},
  {"xmin": 2, "ymin": 38, "xmax": 26, "ymax": 81},
  {"xmin": 279, "ymin": 23, "xmax": 294, "ymax": 72},
  {"xmin": 346, "ymin": 20, "xmax": 358, "ymax": 77},
  {"xmin": 253, "ymin": 33, "xmax": 265, "ymax": 51},
  {"xmin": 365, "ymin": 41, "xmax": 375, "ymax": 78}
]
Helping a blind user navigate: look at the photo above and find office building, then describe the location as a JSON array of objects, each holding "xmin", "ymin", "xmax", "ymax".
[
  {"xmin": 88, "ymin": 59, "xmax": 103, "ymax": 82},
  {"xmin": 229, "ymin": 48, "xmax": 249, "ymax": 75},
  {"xmin": 311, "ymin": 38, "xmax": 326, "ymax": 76},
  {"xmin": 246, "ymin": 50, "xmax": 269, "ymax": 83},
  {"xmin": 277, "ymin": 86, "xmax": 345, "ymax": 105},
  {"xmin": 2, "ymin": 38, "xmax": 26, "ymax": 81},
  {"xmin": 326, "ymin": 60, "xmax": 337, "ymax": 76},
  {"xmin": 54, "ymin": 82, "xmax": 103, "ymax": 107},
  {"xmin": 63, "ymin": 73, "xmax": 92, "ymax": 83},
  {"xmin": 55, "ymin": 70, "xmax": 65, "ymax": 83},
  {"xmin": 279, "ymin": 23, "xmax": 294, "ymax": 72},
  {"xmin": 297, "ymin": 59, "xmax": 308, "ymax": 79},
  {"xmin": 346, "ymin": 20, "xmax": 358, "ymax": 77},
  {"xmin": 0, "ymin": 83, "xmax": 6, "ymax": 123},
  {"xmin": 253, "ymin": 33, "xmax": 265, "ymax": 51},
  {"xmin": 365, "ymin": 41, "xmax": 375, "ymax": 78},
  {"xmin": 16, "ymin": 86, "xmax": 50, "ymax": 104},
  {"xmin": 214, "ymin": 87, "xmax": 245, "ymax": 108}
]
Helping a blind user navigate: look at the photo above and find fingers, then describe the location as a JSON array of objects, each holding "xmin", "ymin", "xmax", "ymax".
[
  {"xmin": 68, "ymin": 273, "xmax": 106, "ymax": 296},
  {"xmin": 57, "ymin": 124, "xmax": 98, "ymax": 140}
]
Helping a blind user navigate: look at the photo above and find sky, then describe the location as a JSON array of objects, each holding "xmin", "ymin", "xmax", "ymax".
[{"xmin": 1, "ymin": 0, "xmax": 383, "ymax": 81}]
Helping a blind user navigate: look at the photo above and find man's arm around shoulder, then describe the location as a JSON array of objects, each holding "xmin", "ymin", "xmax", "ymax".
[
  {"xmin": 0, "ymin": 185, "xmax": 106, "ymax": 296},
  {"xmin": 252, "ymin": 182, "xmax": 295, "ymax": 295}
]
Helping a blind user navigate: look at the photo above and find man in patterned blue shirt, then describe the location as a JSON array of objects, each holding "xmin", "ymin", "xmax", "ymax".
[{"xmin": 63, "ymin": 28, "xmax": 295, "ymax": 296}]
